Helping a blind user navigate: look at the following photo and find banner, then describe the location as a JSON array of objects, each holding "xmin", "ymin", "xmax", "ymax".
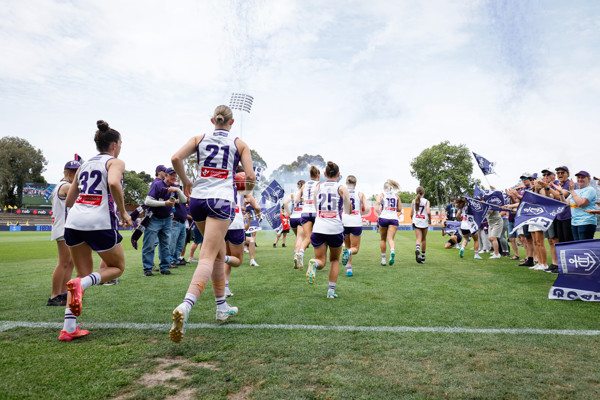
[
  {"xmin": 263, "ymin": 203, "xmax": 283, "ymax": 233},
  {"xmin": 246, "ymin": 208, "xmax": 262, "ymax": 233},
  {"xmin": 464, "ymin": 196, "xmax": 491, "ymax": 234},
  {"xmin": 474, "ymin": 184, "xmax": 485, "ymax": 199},
  {"xmin": 444, "ymin": 220, "xmax": 461, "ymax": 235},
  {"xmin": 473, "ymin": 152, "xmax": 496, "ymax": 175},
  {"xmin": 549, "ymin": 239, "xmax": 600, "ymax": 301},
  {"xmin": 483, "ymin": 190, "xmax": 510, "ymax": 212},
  {"xmin": 261, "ymin": 180, "xmax": 285, "ymax": 204},
  {"xmin": 510, "ymin": 191, "xmax": 566, "ymax": 234}
]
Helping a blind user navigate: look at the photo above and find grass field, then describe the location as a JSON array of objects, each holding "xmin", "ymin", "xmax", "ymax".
[{"xmin": 1, "ymin": 229, "xmax": 599, "ymax": 400}]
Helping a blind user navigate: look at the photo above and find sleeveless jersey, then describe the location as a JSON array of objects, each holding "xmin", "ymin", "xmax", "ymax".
[
  {"xmin": 301, "ymin": 180, "xmax": 318, "ymax": 214},
  {"xmin": 342, "ymin": 188, "xmax": 362, "ymax": 227},
  {"xmin": 313, "ymin": 181, "xmax": 344, "ymax": 234},
  {"xmin": 289, "ymin": 192, "xmax": 303, "ymax": 219},
  {"xmin": 412, "ymin": 197, "xmax": 429, "ymax": 228},
  {"xmin": 191, "ymin": 129, "xmax": 240, "ymax": 203},
  {"xmin": 379, "ymin": 192, "xmax": 399, "ymax": 220},
  {"xmin": 229, "ymin": 192, "xmax": 245, "ymax": 230},
  {"xmin": 50, "ymin": 180, "xmax": 69, "ymax": 240},
  {"xmin": 65, "ymin": 153, "xmax": 119, "ymax": 231}
]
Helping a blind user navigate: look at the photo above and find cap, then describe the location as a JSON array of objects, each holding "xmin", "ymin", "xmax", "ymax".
[
  {"xmin": 165, "ymin": 167, "xmax": 176, "ymax": 175},
  {"xmin": 555, "ymin": 166, "xmax": 569, "ymax": 173},
  {"xmin": 64, "ymin": 160, "xmax": 81, "ymax": 170},
  {"xmin": 541, "ymin": 167, "xmax": 554, "ymax": 174},
  {"xmin": 531, "ymin": 173, "xmax": 538, "ymax": 179},
  {"xmin": 155, "ymin": 165, "xmax": 167, "ymax": 174},
  {"xmin": 575, "ymin": 170, "xmax": 590, "ymax": 178},
  {"xmin": 519, "ymin": 172, "xmax": 532, "ymax": 179}
]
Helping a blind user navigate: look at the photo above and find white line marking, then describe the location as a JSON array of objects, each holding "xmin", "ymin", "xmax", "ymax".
[{"xmin": 1, "ymin": 320, "xmax": 599, "ymax": 336}]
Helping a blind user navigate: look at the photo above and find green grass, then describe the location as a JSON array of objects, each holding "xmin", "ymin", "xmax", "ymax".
[{"xmin": 1, "ymin": 230, "xmax": 599, "ymax": 399}]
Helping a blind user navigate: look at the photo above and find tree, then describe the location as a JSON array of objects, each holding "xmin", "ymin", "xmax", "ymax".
[
  {"xmin": 0, "ymin": 137, "xmax": 47, "ymax": 207},
  {"xmin": 270, "ymin": 154, "xmax": 326, "ymax": 187},
  {"xmin": 397, "ymin": 191, "xmax": 416, "ymax": 204},
  {"xmin": 137, "ymin": 171, "xmax": 152, "ymax": 184},
  {"xmin": 410, "ymin": 141, "xmax": 477, "ymax": 209},
  {"xmin": 123, "ymin": 170, "xmax": 149, "ymax": 206}
]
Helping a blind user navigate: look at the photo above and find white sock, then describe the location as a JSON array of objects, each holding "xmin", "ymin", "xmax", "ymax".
[
  {"xmin": 299, "ymin": 249, "xmax": 305, "ymax": 256},
  {"xmin": 63, "ymin": 308, "xmax": 77, "ymax": 333},
  {"xmin": 215, "ymin": 296, "xmax": 228, "ymax": 311},
  {"xmin": 182, "ymin": 293, "xmax": 197, "ymax": 312},
  {"xmin": 224, "ymin": 255, "xmax": 230, "ymax": 264},
  {"xmin": 225, "ymin": 280, "xmax": 229, "ymax": 289},
  {"xmin": 81, "ymin": 272, "xmax": 101, "ymax": 290},
  {"xmin": 391, "ymin": 249, "xmax": 395, "ymax": 254},
  {"xmin": 346, "ymin": 263, "xmax": 352, "ymax": 271}
]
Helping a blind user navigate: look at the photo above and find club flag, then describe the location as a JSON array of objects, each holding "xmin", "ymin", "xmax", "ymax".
[
  {"xmin": 444, "ymin": 220, "xmax": 461, "ymax": 235},
  {"xmin": 548, "ymin": 239, "xmax": 600, "ymax": 301},
  {"xmin": 510, "ymin": 191, "xmax": 566, "ymax": 234},
  {"xmin": 261, "ymin": 180, "xmax": 285, "ymax": 204},
  {"xmin": 263, "ymin": 203, "xmax": 283, "ymax": 233},
  {"xmin": 473, "ymin": 152, "xmax": 496, "ymax": 175},
  {"xmin": 483, "ymin": 190, "xmax": 510, "ymax": 212},
  {"xmin": 464, "ymin": 196, "xmax": 491, "ymax": 234},
  {"xmin": 474, "ymin": 183, "xmax": 485, "ymax": 199}
]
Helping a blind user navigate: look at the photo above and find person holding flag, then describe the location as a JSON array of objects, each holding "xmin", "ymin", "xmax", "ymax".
[{"xmin": 455, "ymin": 197, "xmax": 483, "ymax": 260}]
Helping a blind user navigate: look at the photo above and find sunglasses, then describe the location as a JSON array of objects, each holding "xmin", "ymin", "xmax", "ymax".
[{"xmin": 542, "ymin": 173, "xmax": 552, "ymax": 177}]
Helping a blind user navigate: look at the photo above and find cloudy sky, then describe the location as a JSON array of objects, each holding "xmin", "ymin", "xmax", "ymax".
[{"xmin": 1, "ymin": 0, "xmax": 598, "ymax": 199}]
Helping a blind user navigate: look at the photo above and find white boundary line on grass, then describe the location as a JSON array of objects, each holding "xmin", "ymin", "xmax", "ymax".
[{"xmin": 1, "ymin": 320, "xmax": 599, "ymax": 336}]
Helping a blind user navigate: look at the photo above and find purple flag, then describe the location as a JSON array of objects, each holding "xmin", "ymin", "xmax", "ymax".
[
  {"xmin": 549, "ymin": 239, "xmax": 600, "ymax": 301},
  {"xmin": 510, "ymin": 191, "xmax": 566, "ymax": 234}
]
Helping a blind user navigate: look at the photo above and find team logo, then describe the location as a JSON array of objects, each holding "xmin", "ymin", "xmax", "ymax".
[
  {"xmin": 469, "ymin": 199, "xmax": 482, "ymax": 212},
  {"xmin": 560, "ymin": 249, "xmax": 600, "ymax": 275},
  {"xmin": 522, "ymin": 204, "xmax": 544, "ymax": 215},
  {"xmin": 201, "ymin": 167, "xmax": 229, "ymax": 179}
]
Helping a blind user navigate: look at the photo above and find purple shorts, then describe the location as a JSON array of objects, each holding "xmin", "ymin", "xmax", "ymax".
[
  {"xmin": 301, "ymin": 213, "xmax": 316, "ymax": 225},
  {"xmin": 225, "ymin": 229, "xmax": 246, "ymax": 245},
  {"xmin": 190, "ymin": 198, "xmax": 235, "ymax": 222},
  {"xmin": 343, "ymin": 226, "xmax": 362, "ymax": 236},
  {"xmin": 290, "ymin": 217, "xmax": 302, "ymax": 229},
  {"xmin": 378, "ymin": 218, "xmax": 398, "ymax": 228},
  {"xmin": 64, "ymin": 228, "xmax": 123, "ymax": 252},
  {"xmin": 311, "ymin": 232, "xmax": 344, "ymax": 248}
]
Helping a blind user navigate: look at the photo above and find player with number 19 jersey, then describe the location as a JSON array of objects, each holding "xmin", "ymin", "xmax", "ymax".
[
  {"xmin": 65, "ymin": 154, "xmax": 119, "ymax": 231},
  {"xmin": 191, "ymin": 129, "xmax": 240, "ymax": 204}
]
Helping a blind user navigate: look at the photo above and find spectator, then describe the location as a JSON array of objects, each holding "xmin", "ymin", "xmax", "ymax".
[
  {"xmin": 539, "ymin": 168, "xmax": 560, "ymax": 272},
  {"xmin": 549, "ymin": 166, "xmax": 574, "ymax": 242},
  {"xmin": 566, "ymin": 171, "xmax": 597, "ymax": 240},
  {"xmin": 168, "ymin": 173, "xmax": 188, "ymax": 269},
  {"xmin": 142, "ymin": 167, "xmax": 185, "ymax": 276},
  {"xmin": 445, "ymin": 199, "xmax": 458, "ymax": 221}
]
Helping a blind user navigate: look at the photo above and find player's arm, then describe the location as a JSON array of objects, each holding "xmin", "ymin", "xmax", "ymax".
[
  {"xmin": 340, "ymin": 185, "xmax": 351, "ymax": 215},
  {"xmin": 65, "ymin": 169, "xmax": 81, "ymax": 208},
  {"xmin": 426, "ymin": 200, "xmax": 431, "ymax": 222},
  {"xmin": 171, "ymin": 135, "xmax": 203, "ymax": 198},
  {"xmin": 236, "ymin": 138, "xmax": 256, "ymax": 192},
  {"xmin": 107, "ymin": 159, "xmax": 132, "ymax": 228},
  {"xmin": 359, "ymin": 192, "xmax": 368, "ymax": 215}
]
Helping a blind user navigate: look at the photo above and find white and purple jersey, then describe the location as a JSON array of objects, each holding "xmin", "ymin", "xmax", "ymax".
[
  {"xmin": 301, "ymin": 180, "xmax": 319, "ymax": 215},
  {"xmin": 379, "ymin": 192, "xmax": 399, "ymax": 220},
  {"xmin": 66, "ymin": 153, "xmax": 120, "ymax": 231},
  {"xmin": 342, "ymin": 188, "xmax": 362, "ymax": 227},
  {"xmin": 191, "ymin": 129, "xmax": 240, "ymax": 203},
  {"xmin": 313, "ymin": 181, "xmax": 344, "ymax": 235},
  {"xmin": 412, "ymin": 197, "xmax": 429, "ymax": 228},
  {"xmin": 289, "ymin": 192, "xmax": 303, "ymax": 219},
  {"xmin": 50, "ymin": 180, "xmax": 69, "ymax": 240}
]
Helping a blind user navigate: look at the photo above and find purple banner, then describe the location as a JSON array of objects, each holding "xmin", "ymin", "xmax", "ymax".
[{"xmin": 549, "ymin": 239, "xmax": 600, "ymax": 301}]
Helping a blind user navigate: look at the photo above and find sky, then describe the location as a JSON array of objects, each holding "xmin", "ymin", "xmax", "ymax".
[{"xmin": 1, "ymin": 0, "xmax": 599, "ymax": 200}]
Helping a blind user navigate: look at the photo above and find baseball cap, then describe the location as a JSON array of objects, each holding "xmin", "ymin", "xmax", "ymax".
[
  {"xmin": 531, "ymin": 173, "xmax": 538, "ymax": 179},
  {"xmin": 541, "ymin": 167, "xmax": 554, "ymax": 174},
  {"xmin": 555, "ymin": 166, "xmax": 569, "ymax": 173},
  {"xmin": 575, "ymin": 170, "xmax": 590, "ymax": 178},
  {"xmin": 519, "ymin": 172, "xmax": 532, "ymax": 179},
  {"xmin": 155, "ymin": 165, "xmax": 167, "ymax": 174},
  {"xmin": 64, "ymin": 160, "xmax": 81, "ymax": 170},
  {"xmin": 165, "ymin": 167, "xmax": 176, "ymax": 175}
]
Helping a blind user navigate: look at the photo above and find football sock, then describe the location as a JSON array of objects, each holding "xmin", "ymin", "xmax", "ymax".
[
  {"xmin": 215, "ymin": 296, "xmax": 227, "ymax": 311},
  {"xmin": 421, "ymin": 252, "xmax": 426, "ymax": 261},
  {"xmin": 328, "ymin": 282, "xmax": 336, "ymax": 292},
  {"xmin": 225, "ymin": 280, "xmax": 229, "ymax": 289},
  {"xmin": 346, "ymin": 263, "xmax": 352, "ymax": 271},
  {"xmin": 183, "ymin": 293, "xmax": 197, "ymax": 312},
  {"xmin": 81, "ymin": 272, "xmax": 101, "ymax": 290},
  {"xmin": 63, "ymin": 308, "xmax": 77, "ymax": 333},
  {"xmin": 416, "ymin": 244, "xmax": 421, "ymax": 252},
  {"xmin": 224, "ymin": 255, "xmax": 230, "ymax": 264}
]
